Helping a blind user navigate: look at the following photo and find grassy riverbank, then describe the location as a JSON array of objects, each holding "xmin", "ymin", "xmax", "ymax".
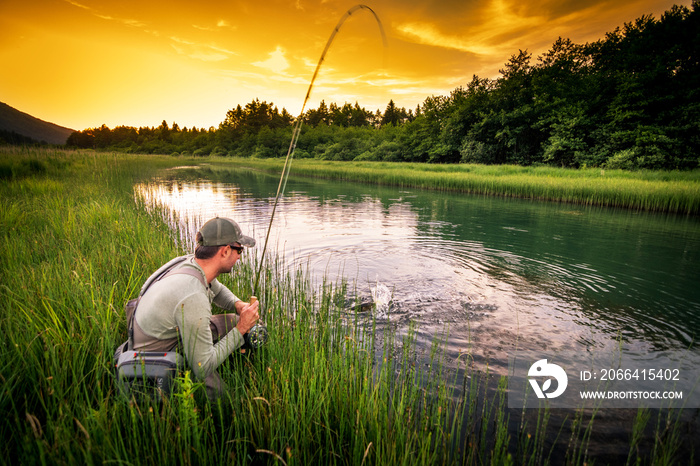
[
  {"xmin": 0, "ymin": 147, "xmax": 493, "ymax": 463},
  {"xmin": 227, "ymin": 158, "xmax": 700, "ymax": 215},
  {"xmin": 0, "ymin": 147, "xmax": 694, "ymax": 464}
]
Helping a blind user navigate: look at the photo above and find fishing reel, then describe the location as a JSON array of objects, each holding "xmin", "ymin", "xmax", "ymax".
[
  {"xmin": 243, "ymin": 296, "xmax": 268, "ymax": 350},
  {"xmin": 243, "ymin": 324, "xmax": 269, "ymax": 350}
]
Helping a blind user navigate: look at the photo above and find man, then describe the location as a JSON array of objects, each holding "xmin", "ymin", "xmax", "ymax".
[{"xmin": 133, "ymin": 217, "xmax": 260, "ymax": 398}]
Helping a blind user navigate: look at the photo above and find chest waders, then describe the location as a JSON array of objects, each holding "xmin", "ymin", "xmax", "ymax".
[{"xmin": 113, "ymin": 256, "xmax": 204, "ymax": 401}]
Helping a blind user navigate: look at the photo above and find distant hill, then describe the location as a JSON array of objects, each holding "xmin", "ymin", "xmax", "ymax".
[{"xmin": 0, "ymin": 102, "xmax": 75, "ymax": 145}]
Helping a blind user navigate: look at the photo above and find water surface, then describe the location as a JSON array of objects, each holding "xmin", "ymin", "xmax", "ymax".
[
  {"xmin": 136, "ymin": 166, "xmax": 700, "ymax": 374},
  {"xmin": 136, "ymin": 165, "xmax": 700, "ymax": 461}
]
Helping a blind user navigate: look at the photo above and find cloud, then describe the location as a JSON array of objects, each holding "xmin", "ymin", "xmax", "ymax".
[
  {"xmin": 63, "ymin": 0, "xmax": 90, "ymax": 10},
  {"xmin": 170, "ymin": 36, "xmax": 237, "ymax": 62},
  {"xmin": 396, "ymin": 22, "xmax": 498, "ymax": 56},
  {"xmin": 396, "ymin": 0, "xmax": 550, "ymax": 56},
  {"xmin": 193, "ymin": 19, "xmax": 236, "ymax": 32},
  {"xmin": 63, "ymin": 0, "xmax": 147, "ymax": 29},
  {"xmin": 94, "ymin": 14, "xmax": 147, "ymax": 28},
  {"xmin": 252, "ymin": 46, "xmax": 290, "ymax": 73}
]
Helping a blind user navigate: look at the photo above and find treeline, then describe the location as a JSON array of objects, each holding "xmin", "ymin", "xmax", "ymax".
[
  {"xmin": 0, "ymin": 129, "xmax": 40, "ymax": 146},
  {"xmin": 68, "ymin": 2, "xmax": 699, "ymax": 169}
]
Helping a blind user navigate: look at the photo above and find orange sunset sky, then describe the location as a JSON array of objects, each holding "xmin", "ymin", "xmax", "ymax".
[{"xmin": 1, "ymin": 0, "xmax": 690, "ymax": 131}]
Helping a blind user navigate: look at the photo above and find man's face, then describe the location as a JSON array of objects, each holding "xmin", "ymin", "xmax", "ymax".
[{"xmin": 220, "ymin": 243, "xmax": 243, "ymax": 273}]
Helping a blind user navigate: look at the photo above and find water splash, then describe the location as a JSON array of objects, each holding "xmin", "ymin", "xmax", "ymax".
[{"xmin": 371, "ymin": 281, "xmax": 393, "ymax": 315}]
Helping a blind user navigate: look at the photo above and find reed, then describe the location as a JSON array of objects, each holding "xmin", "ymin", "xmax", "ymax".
[
  {"xmin": 224, "ymin": 157, "xmax": 700, "ymax": 215},
  {"xmin": 0, "ymin": 147, "xmax": 693, "ymax": 464}
]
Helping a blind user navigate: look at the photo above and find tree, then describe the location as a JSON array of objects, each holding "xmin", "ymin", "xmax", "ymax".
[
  {"xmin": 350, "ymin": 103, "xmax": 372, "ymax": 127},
  {"xmin": 304, "ymin": 101, "xmax": 330, "ymax": 127},
  {"xmin": 220, "ymin": 99, "xmax": 292, "ymax": 132},
  {"xmin": 541, "ymin": 104, "xmax": 590, "ymax": 167},
  {"xmin": 66, "ymin": 130, "xmax": 94, "ymax": 148},
  {"xmin": 380, "ymin": 100, "xmax": 409, "ymax": 127},
  {"xmin": 157, "ymin": 120, "xmax": 170, "ymax": 142}
]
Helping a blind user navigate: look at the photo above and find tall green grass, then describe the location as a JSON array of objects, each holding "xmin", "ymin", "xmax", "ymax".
[
  {"xmin": 226, "ymin": 158, "xmax": 700, "ymax": 215},
  {"xmin": 0, "ymin": 147, "xmax": 693, "ymax": 464}
]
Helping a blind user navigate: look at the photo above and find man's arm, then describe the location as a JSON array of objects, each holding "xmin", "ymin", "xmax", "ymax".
[
  {"xmin": 175, "ymin": 293, "xmax": 244, "ymax": 379},
  {"xmin": 210, "ymin": 279, "xmax": 240, "ymax": 311}
]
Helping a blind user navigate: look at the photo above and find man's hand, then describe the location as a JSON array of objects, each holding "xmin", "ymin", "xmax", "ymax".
[{"xmin": 236, "ymin": 300, "xmax": 260, "ymax": 335}]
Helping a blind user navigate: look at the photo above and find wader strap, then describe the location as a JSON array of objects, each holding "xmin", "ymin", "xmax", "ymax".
[{"xmin": 127, "ymin": 259, "xmax": 207, "ymax": 350}]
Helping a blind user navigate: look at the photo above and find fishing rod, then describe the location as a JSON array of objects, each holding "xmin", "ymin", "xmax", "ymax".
[{"xmin": 252, "ymin": 4, "xmax": 387, "ymax": 300}]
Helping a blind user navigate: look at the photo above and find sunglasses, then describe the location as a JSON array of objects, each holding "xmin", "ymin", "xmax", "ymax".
[{"xmin": 228, "ymin": 244, "xmax": 244, "ymax": 254}]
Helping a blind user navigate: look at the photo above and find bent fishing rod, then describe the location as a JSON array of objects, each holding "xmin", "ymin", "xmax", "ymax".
[{"xmin": 251, "ymin": 4, "xmax": 387, "ymax": 304}]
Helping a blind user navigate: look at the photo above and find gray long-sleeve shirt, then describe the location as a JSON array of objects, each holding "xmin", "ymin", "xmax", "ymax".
[{"xmin": 134, "ymin": 255, "xmax": 244, "ymax": 379}]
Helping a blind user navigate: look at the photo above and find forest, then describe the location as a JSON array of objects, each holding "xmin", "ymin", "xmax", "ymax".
[{"xmin": 66, "ymin": 1, "xmax": 699, "ymax": 170}]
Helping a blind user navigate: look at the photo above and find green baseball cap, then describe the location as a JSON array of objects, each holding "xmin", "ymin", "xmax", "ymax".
[{"xmin": 197, "ymin": 217, "xmax": 256, "ymax": 247}]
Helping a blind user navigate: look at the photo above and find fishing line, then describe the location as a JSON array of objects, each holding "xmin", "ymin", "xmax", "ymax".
[{"xmin": 253, "ymin": 4, "xmax": 387, "ymax": 299}]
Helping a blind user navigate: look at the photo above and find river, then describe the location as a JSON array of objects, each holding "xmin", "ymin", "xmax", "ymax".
[{"xmin": 136, "ymin": 164, "xmax": 700, "ymax": 462}]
